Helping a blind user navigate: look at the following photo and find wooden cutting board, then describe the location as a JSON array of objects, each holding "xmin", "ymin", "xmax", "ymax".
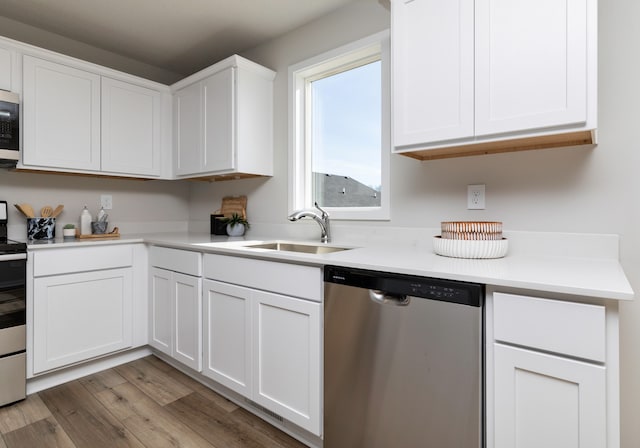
[{"xmin": 219, "ymin": 195, "xmax": 247, "ymax": 219}]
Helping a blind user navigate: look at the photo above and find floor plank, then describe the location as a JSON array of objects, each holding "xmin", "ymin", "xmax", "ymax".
[
  {"xmin": 3, "ymin": 416, "xmax": 76, "ymax": 448},
  {"xmin": 39, "ymin": 381, "xmax": 144, "ymax": 448},
  {"xmin": 142, "ymin": 356, "xmax": 239, "ymax": 413},
  {"xmin": 78, "ymin": 368, "xmax": 128, "ymax": 395},
  {"xmin": 229, "ymin": 407, "xmax": 307, "ymax": 448},
  {"xmin": 0, "ymin": 394, "xmax": 52, "ymax": 434},
  {"xmin": 4, "ymin": 356, "xmax": 309, "ymax": 448},
  {"xmin": 114, "ymin": 358, "xmax": 192, "ymax": 406},
  {"xmin": 94, "ymin": 382, "xmax": 215, "ymax": 448},
  {"xmin": 166, "ymin": 392, "xmax": 304, "ymax": 448}
]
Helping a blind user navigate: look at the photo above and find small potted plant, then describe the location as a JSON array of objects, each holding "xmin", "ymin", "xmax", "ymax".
[
  {"xmin": 225, "ymin": 213, "xmax": 249, "ymax": 237},
  {"xmin": 62, "ymin": 223, "xmax": 76, "ymax": 239}
]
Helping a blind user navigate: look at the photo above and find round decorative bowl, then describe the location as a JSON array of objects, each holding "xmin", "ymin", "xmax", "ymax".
[{"xmin": 433, "ymin": 236, "xmax": 508, "ymax": 259}]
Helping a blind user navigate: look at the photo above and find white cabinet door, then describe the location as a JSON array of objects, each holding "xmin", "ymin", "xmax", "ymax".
[
  {"xmin": 252, "ymin": 290, "xmax": 321, "ymax": 435},
  {"xmin": 392, "ymin": 0, "xmax": 474, "ymax": 146},
  {"xmin": 149, "ymin": 267, "xmax": 172, "ymax": 356},
  {"xmin": 475, "ymin": 0, "xmax": 588, "ymax": 135},
  {"xmin": 174, "ymin": 81, "xmax": 203, "ymax": 175},
  {"xmin": 149, "ymin": 267, "xmax": 202, "ymax": 371},
  {"xmin": 202, "ymin": 280, "xmax": 252, "ymax": 396},
  {"xmin": 0, "ymin": 44, "xmax": 16, "ymax": 92},
  {"xmin": 203, "ymin": 67, "xmax": 234, "ymax": 172},
  {"xmin": 22, "ymin": 55, "xmax": 101, "ymax": 170},
  {"xmin": 173, "ymin": 272, "xmax": 202, "ymax": 371},
  {"xmin": 101, "ymin": 77, "xmax": 161, "ymax": 176},
  {"xmin": 33, "ymin": 268, "xmax": 133, "ymax": 374},
  {"xmin": 494, "ymin": 344, "xmax": 606, "ymax": 448}
]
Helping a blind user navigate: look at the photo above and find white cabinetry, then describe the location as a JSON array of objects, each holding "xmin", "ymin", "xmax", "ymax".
[
  {"xmin": 202, "ymin": 254, "xmax": 322, "ymax": 436},
  {"xmin": 30, "ymin": 245, "xmax": 138, "ymax": 375},
  {"xmin": 23, "ymin": 55, "xmax": 101, "ymax": 171},
  {"xmin": 487, "ymin": 291, "xmax": 617, "ymax": 448},
  {"xmin": 21, "ymin": 54, "xmax": 168, "ymax": 177},
  {"xmin": 172, "ymin": 55, "xmax": 275, "ymax": 180},
  {"xmin": 0, "ymin": 41, "xmax": 18, "ymax": 92},
  {"xmin": 149, "ymin": 246, "xmax": 202, "ymax": 371},
  {"xmin": 101, "ymin": 77, "xmax": 162, "ymax": 176},
  {"xmin": 391, "ymin": 0, "xmax": 596, "ymax": 160}
]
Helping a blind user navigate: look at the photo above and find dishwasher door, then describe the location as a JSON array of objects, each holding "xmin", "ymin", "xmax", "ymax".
[{"xmin": 324, "ymin": 269, "xmax": 483, "ymax": 448}]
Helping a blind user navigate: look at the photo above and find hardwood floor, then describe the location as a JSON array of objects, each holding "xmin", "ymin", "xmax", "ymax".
[{"xmin": 0, "ymin": 356, "xmax": 307, "ymax": 448}]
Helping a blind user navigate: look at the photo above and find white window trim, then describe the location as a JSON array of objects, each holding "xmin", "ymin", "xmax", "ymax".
[{"xmin": 288, "ymin": 30, "xmax": 390, "ymax": 220}]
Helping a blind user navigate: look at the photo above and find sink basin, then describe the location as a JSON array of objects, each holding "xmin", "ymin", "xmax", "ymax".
[{"xmin": 243, "ymin": 241, "xmax": 351, "ymax": 254}]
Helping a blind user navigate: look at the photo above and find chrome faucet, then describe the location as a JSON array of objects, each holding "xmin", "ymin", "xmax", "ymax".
[{"xmin": 288, "ymin": 202, "xmax": 331, "ymax": 243}]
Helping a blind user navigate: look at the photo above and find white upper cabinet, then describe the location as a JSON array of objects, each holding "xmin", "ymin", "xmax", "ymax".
[
  {"xmin": 174, "ymin": 81, "xmax": 203, "ymax": 176},
  {"xmin": 22, "ymin": 55, "xmax": 101, "ymax": 171},
  {"xmin": 101, "ymin": 77, "xmax": 162, "ymax": 176},
  {"xmin": 391, "ymin": 0, "xmax": 596, "ymax": 160},
  {"xmin": 392, "ymin": 0, "xmax": 474, "ymax": 146},
  {"xmin": 475, "ymin": 0, "xmax": 588, "ymax": 135},
  {"xmin": 0, "ymin": 42, "xmax": 17, "ymax": 92},
  {"xmin": 171, "ymin": 55, "xmax": 275, "ymax": 180},
  {"xmin": 202, "ymin": 68, "xmax": 234, "ymax": 173},
  {"xmin": 20, "ymin": 50, "xmax": 169, "ymax": 178}
]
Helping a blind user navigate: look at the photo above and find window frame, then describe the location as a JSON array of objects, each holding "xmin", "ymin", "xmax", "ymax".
[{"xmin": 288, "ymin": 31, "xmax": 390, "ymax": 220}]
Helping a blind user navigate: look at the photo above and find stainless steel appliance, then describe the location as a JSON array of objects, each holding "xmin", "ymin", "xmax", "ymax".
[
  {"xmin": 0, "ymin": 201, "xmax": 27, "ymax": 407},
  {"xmin": 324, "ymin": 265, "xmax": 484, "ymax": 447},
  {"xmin": 0, "ymin": 90, "xmax": 19, "ymax": 167}
]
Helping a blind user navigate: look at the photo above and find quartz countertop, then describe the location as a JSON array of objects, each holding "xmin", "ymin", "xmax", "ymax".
[{"xmin": 27, "ymin": 231, "xmax": 634, "ymax": 301}]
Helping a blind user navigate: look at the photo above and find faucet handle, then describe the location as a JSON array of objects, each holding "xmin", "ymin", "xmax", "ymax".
[{"xmin": 314, "ymin": 202, "xmax": 329, "ymax": 219}]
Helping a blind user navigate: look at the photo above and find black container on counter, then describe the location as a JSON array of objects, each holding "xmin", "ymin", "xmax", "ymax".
[{"xmin": 210, "ymin": 214, "xmax": 227, "ymax": 235}]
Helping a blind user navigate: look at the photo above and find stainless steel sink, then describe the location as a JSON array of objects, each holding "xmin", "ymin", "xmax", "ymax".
[{"xmin": 244, "ymin": 241, "xmax": 351, "ymax": 254}]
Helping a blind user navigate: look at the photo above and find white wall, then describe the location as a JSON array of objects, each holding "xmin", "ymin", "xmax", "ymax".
[
  {"xmin": 0, "ymin": 171, "xmax": 190, "ymax": 239},
  {"xmin": 188, "ymin": 0, "xmax": 640, "ymax": 446}
]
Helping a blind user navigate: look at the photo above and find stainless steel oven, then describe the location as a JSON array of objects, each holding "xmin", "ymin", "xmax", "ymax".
[{"xmin": 0, "ymin": 200, "xmax": 27, "ymax": 407}]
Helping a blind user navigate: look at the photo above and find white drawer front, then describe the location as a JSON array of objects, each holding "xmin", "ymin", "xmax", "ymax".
[
  {"xmin": 32, "ymin": 245, "xmax": 134, "ymax": 277},
  {"xmin": 150, "ymin": 246, "xmax": 202, "ymax": 277},
  {"xmin": 493, "ymin": 293, "xmax": 606, "ymax": 362},
  {"xmin": 203, "ymin": 254, "xmax": 322, "ymax": 302}
]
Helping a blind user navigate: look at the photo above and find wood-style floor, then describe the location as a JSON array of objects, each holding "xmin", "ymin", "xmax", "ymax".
[{"xmin": 0, "ymin": 355, "xmax": 307, "ymax": 448}]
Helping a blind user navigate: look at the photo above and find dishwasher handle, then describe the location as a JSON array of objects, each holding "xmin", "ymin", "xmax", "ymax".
[{"xmin": 369, "ymin": 289, "xmax": 411, "ymax": 306}]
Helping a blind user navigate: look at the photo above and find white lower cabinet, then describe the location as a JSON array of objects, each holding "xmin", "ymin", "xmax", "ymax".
[
  {"xmin": 149, "ymin": 247, "xmax": 202, "ymax": 371},
  {"xmin": 202, "ymin": 254, "xmax": 322, "ymax": 436},
  {"xmin": 488, "ymin": 291, "xmax": 616, "ymax": 448},
  {"xmin": 31, "ymin": 246, "xmax": 137, "ymax": 375},
  {"xmin": 494, "ymin": 344, "xmax": 606, "ymax": 448}
]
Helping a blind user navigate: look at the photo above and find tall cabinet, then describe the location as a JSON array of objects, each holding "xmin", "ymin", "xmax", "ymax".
[{"xmin": 391, "ymin": 0, "xmax": 597, "ymax": 160}]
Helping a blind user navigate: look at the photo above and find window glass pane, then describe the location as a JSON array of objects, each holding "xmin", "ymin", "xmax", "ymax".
[{"xmin": 310, "ymin": 60, "xmax": 381, "ymax": 208}]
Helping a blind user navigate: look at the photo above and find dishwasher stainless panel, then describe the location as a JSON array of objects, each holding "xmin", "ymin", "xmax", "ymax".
[{"xmin": 324, "ymin": 266, "xmax": 484, "ymax": 448}]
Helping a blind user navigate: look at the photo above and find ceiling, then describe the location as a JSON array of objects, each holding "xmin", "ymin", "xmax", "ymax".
[{"xmin": 0, "ymin": 0, "xmax": 359, "ymax": 78}]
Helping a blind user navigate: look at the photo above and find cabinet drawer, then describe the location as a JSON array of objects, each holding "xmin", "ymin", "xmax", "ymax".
[
  {"xmin": 150, "ymin": 246, "xmax": 202, "ymax": 276},
  {"xmin": 204, "ymin": 254, "xmax": 322, "ymax": 302},
  {"xmin": 33, "ymin": 245, "xmax": 133, "ymax": 277},
  {"xmin": 493, "ymin": 293, "xmax": 605, "ymax": 362}
]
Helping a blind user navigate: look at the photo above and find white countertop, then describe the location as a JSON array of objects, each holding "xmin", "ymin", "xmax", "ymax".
[{"xmin": 27, "ymin": 231, "xmax": 634, "ymax": 301}]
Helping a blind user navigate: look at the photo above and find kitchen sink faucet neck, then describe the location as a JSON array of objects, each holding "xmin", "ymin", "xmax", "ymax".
[{"xmin": 288, "ymin": 202, "xmax": 331, "ymax": 243}]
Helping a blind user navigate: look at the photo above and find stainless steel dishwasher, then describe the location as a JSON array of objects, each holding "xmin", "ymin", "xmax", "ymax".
[{"xmin": 324, "ymin": 265, "xmax": 484, "ymax": 448}]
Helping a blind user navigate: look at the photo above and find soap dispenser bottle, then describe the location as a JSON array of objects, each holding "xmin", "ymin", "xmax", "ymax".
[{"xmin": 80, "ymin": 206, "xmax": 92, "ymax": 235}]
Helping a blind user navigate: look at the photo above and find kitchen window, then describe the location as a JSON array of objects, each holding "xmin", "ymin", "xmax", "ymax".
[{"xmin": 288, "ymin": 31, "xmax": 390, "ymax": 220}]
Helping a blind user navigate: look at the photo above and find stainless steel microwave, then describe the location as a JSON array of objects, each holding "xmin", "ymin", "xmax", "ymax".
[{"xmin": 0, "ymin": 90, "xmax": 19, "ymax": 166}]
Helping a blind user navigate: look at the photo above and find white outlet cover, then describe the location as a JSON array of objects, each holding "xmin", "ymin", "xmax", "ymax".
[
  {"xmin": 467, "ymin": 184, "xmax": 485, "ymax": 210},
  {"xmin": 100, "ymin": 195, "xmax": 113, "ymax": 210}
]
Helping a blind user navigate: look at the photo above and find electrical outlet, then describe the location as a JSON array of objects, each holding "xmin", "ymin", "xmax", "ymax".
[
  {"xmin": 467, "ymin": 184, "xmax": 485, "ymax": 210},
  {"xmin": 100, "ymin": 195, "xmax": 113, "ymax": 210}
]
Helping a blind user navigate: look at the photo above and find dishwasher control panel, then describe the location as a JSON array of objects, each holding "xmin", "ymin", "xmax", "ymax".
[{"xmin": 324, "ymin": 265, "xmax": 484, "ymax": 307}]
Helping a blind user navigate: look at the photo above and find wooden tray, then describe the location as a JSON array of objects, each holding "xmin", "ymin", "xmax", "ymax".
[{"xmin": 76, "ymin": 227, "xmax": 120, "ymax": 240}]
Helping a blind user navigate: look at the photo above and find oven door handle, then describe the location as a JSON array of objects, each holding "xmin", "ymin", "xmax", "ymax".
[{"xmin": 0, "ymin": 253, "xmax": 27, "ymax": 261}]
